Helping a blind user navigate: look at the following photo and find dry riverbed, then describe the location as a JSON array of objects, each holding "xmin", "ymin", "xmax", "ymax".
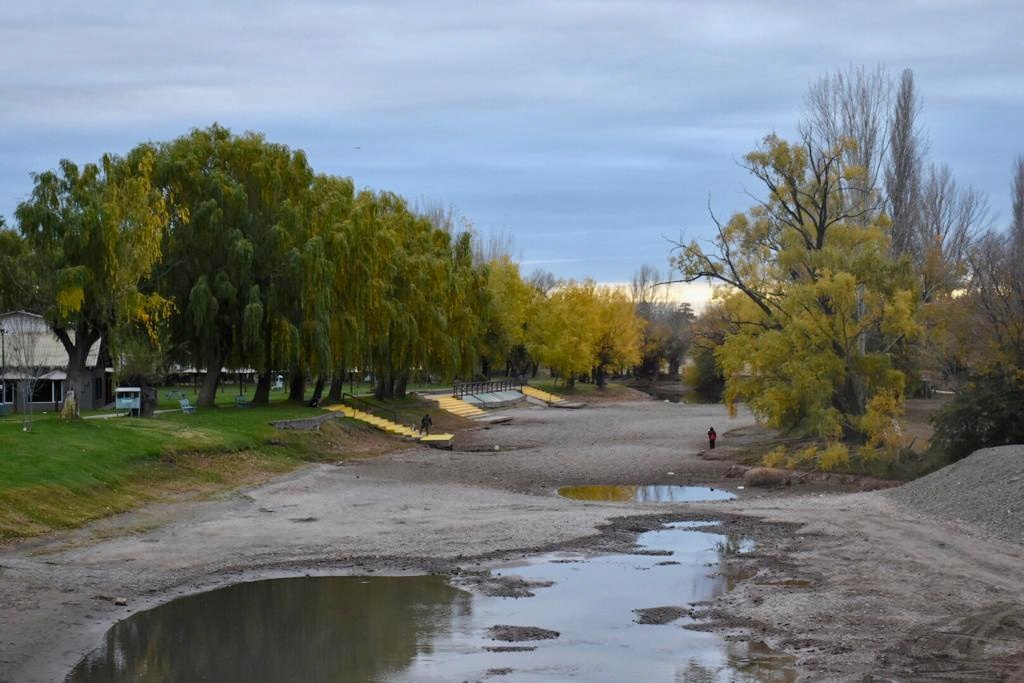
[{"xmin": 1, "ymin": 395, "xmax": 1023, "ymax": 681}]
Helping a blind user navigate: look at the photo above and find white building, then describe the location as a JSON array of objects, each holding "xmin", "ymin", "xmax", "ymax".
[{"xmin": 0, "ymin": 311, "xmax": 112, "ymax": 414}]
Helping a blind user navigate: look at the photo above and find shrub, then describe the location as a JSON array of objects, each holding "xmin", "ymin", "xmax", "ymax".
[
  {"xmin": 762, "ymin": 446, "xmax": 788, "ymax": 468},
  {"xmin": 817, "ymin": 442, "xmax": 850, "ymax": 471},
  {"xmin": 930, "ymin": 366, "xmax": 1024, "ymax": 461}
]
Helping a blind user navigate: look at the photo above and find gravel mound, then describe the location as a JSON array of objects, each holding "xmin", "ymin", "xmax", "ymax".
[{"xmin": 885, "ymin": 445, "xmax": 1024, "ymax": 547}]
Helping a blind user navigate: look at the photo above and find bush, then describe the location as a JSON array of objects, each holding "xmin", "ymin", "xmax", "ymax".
[
  {"xmin": 930, "ymin": 366, "xmax": 1024, "ymax": 461},
  {"xmin": 762, "ymin": 446, "xmax": 789, "ymax": 468},
  {"xmin": 684, "ymin": 345, "xmax": 724, "ymax": 394}
]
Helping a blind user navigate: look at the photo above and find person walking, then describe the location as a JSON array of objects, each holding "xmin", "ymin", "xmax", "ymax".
[
  {"xmin": 707, "ymin": 427, "xmax": 717, "ymax": 450},
  {"xmin": 420, "ymin": 413, "xmax": 433, "ymax": 436}
]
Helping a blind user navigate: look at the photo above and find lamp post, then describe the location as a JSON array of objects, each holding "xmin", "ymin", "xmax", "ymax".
[{"xmin": 0, "ymin": 326, "xmax": 7, "ymax": 409}]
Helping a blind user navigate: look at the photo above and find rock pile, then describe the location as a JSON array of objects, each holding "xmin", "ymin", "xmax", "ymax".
[{"xmin": 885, "ymin": 445, "xmax": 1024, "ymax": 547}]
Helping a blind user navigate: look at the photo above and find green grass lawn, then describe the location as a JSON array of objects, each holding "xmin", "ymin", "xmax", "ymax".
[
  {"xmin": 0, "ymin": 400, "xmax": 335, "ymax": 539},
  {"xmin": 0, "ymin": 377, "xmax": 572, "ymax": 540},
  {"xmin": 529, "ymin": 376, "xmax": 630, "ymax": 398}
]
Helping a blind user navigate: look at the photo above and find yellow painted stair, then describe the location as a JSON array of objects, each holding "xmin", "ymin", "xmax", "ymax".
[
  {"xmin": 325, "ymin": 404, "xmax": 453, "ymax": 444},
  {"xmin": 325, "ymin": 404, "xmax": 420, "ymax": 438},
  {"xmin": 424, "ymin": 395, "xmax": 486, "ymax": 418},
  {"xmin": 521, "ymin": 386, "xmax": 567, "ymax": 405}
]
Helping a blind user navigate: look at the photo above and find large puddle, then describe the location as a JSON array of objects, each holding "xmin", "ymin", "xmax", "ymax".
[
  {"xmin": 558, "ymin": 484, "xmax": 736, "ymax": 503},
  {"xmin": 70, "ymin": 524, "xmax": 793, "ymax": 681}
]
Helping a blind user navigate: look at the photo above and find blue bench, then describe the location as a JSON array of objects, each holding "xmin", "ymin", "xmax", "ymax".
[{"xmin": 179, "ymin": 398, "xmax": 196, "ymax": 414}]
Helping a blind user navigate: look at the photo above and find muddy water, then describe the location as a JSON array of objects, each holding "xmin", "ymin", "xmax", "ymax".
[
  {"xmin": 558, "ymin": 484, "xmax": 736, "ymax": 503},
  {"xmin": 70, "ymin": 524, "xmax": 793, "ymax": 682}
]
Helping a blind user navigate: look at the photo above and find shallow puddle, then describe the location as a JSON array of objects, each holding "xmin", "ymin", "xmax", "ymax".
[
  {"xmin": 70, "ymin": 524, "xmax": 792, "ymax": 682},
  {"xmin": 558, "ymin": 484, "xmax": 736, "ymax": 503}
]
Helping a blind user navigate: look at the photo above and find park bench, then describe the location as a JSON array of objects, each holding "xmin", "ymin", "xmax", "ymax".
[
  {"xmin": 234, "ymin": 395, "xmax": 252, "ymax": 408},
  {"xmin": 179, "ymin": 398, "xmax": 196, "ymax": 414}
]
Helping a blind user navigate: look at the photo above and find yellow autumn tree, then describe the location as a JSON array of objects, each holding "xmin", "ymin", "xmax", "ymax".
[
  {"xmin": 672, "ymin": 135, "xmax": 919, "ymax": 450},
  {"xmin": 480, "ymin": 255, "xmax": 535, "ymax": 376},
  {"xmin": 528, "ymin": 280, "xmax": 643, "ymax": 386},
  {"xmin": 592, "ymin": 286, "xmax": 644, "ymax": 386}
]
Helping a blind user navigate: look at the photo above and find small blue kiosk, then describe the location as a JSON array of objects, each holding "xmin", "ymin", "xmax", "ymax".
[{"xmin": 115, "ymin": 387, "xmax": 142, "ymax": 417}]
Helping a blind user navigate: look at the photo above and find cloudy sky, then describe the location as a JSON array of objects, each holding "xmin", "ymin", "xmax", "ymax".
[{"xmin": 2, "ymin": 0, "xmax": 1021, "ymax": 304}]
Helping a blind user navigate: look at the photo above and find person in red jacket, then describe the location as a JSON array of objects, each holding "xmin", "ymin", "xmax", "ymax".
[{"xmin": 707, "ymin": 427, "xmax": 717, "ymax": 450}]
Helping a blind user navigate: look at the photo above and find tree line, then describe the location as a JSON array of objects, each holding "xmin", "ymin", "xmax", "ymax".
[
  {"xmin": 674, "ymin": 66, "xmax": 1024, "ymax": 467},
  {"xmin": 0, "ymin": 125, "xmax": 661, "ymax": 408}
]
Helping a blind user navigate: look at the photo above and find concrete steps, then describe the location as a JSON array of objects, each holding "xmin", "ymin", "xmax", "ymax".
[
  {"xmin": 325, "ymin": 404, "xmax": 453, "ymax": 444},
  {"xmin": 521, "ymin": 386, "xmax": 568, "ymax": 405},
  {"xmin": 423, "ymin": 395, "xmax": 486, "ymax": 418}
]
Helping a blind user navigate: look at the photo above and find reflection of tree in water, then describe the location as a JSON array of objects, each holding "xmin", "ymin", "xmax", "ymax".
[
  {"xmin": 714, "ymin": 534, "xmax": 745, "ymax": 558},
  {"xmin": 675, "ymin": 641, "xmax": 796, "ymax": 682},
  {"xmin": 558, "ymin": 485, "xmax": 638, "ymax": 501},
  {"xmin": 69, "ymin": 575, "xmax": 471, "ymax": 682},
  {"xmin": 724, "ymin": 640, "xmax": 796, "ymax": 681},
  {"xmin": 713, "ymin": 534, "xmax": 757, "ymax": 592}
]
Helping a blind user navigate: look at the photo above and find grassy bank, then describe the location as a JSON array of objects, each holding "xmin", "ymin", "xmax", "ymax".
[
  {"xmin": 0, "ymin": 400, "xmax": 389, "ymax": 540},
  {"xmin": 529, "ymin": 377, "xmax": 636, "ymax": 400}
]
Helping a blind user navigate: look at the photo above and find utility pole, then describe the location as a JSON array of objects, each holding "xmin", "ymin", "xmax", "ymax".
[{"xmin": 1, "ymin": 326, "xmax": 7, "ymax": 408}]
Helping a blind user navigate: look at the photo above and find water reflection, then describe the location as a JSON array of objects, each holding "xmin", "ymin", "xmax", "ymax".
[
  {"xmin": 640, "ymin": 387, "xmax": 722, "ymax": 404},
  {"xmin": 558, "ymin": 484, "xmax": 736, "ymax": 503},
  {"xmin": 69, "ymin": 576, "xmax": 471, "ymax": 682},
  {"xmin": 71, "ymin": 527, "xmax": 792, "ymax": 682}
]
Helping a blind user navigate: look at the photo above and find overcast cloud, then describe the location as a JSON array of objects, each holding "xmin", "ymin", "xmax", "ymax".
[{"xmin": 2, "ymin": 0, "xmax": 1021, "ymax": 297}]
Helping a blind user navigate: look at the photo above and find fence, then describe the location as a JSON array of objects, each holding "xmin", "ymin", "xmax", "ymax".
[{"xmin": 452, "ymin": 379, "xmax": 525, "ymax": 399}]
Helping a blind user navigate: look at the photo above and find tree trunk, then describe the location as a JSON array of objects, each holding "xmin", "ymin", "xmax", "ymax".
[
  {"xmin": 374, "ymin": 343, "xmax": 393, "ymax": 400},
  {"xmin": 311, "ymin": 375, "xmax": 325, "ymax": 401},
  {"xmin": 327, "ymin": 373, "xmax": 343, "ymax": 402},
  {"xmin": 594, "ymin": 365, "xmax": 607, "ymax": 388},
  {"xmin": 395, "ymin": 372, "xmax": 408, "ymax": 399},
  {"xmin": 197, "ymin": 365, "xmax": 221, "ymax": 407},
  {"xmin": 288, "ymin": 370, "xmax": 305, "ymax": 402},
  {"xmin": 56, "ymin": 325, "xmax": 98, "ymax": 418},
  {"xmin": 253, "ymin": 372, "xmax": 271, "ymax": 404}
]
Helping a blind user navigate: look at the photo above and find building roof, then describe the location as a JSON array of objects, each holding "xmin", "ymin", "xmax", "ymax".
[{"xmin": 0, "ymin": 311, "xmax": 102, "ymax": 378}]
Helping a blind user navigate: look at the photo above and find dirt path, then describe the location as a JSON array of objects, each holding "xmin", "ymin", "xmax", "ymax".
[{"xmin": 1, "ymin": 397, "xmax": 1022, "ymax": 681}]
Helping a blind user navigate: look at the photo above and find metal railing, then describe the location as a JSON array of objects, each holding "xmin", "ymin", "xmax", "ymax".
[
  {"xmin": 452, "ymin": 379, "xmax": 525, "ymax": 399},
  {"xmin": 341, "ymin": 392, "xmax": 401, "ymax": 424}
]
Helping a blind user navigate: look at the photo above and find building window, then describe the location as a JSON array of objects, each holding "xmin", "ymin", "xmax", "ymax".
[
  {"xmin": 30, "ymin": 380, "xmax": 64, "ymax": 403},
  {"xmin": 0, "ymin": 382, "xmax": 14, "ymax": 405},
  {"xmin": 31, "ymin": 381, "xmax": 51, "ymax": 403}
]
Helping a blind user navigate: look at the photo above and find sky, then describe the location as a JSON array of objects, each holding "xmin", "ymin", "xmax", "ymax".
[{"xmin": 2, "ymin": 1, "xmax": 1022, "ymax": 309}]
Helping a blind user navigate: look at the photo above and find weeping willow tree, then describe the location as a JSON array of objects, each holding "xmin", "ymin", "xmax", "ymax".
[
  {"xmin": 369, "ymin": 194, "xmax": 446, "ymax": 399},
  {"xmin": 152, "ymin": 125, "xmax": 314, "ymax": 405},
  {"xmin": 301, "ymin": 174, "xmax": 355, "ymax": 402},
  {"xmin": 27, "ymin": 125, "xmax": 511, "ymax": 408},
  {"xmin": 351, "ymin": 192, "xmax": 486, "ymax": 399},
  {"xmin": 154, "ymin": 126, "xmax": 249, "ymax": 406},
  {"xmin": 16, "ymin": 149, "xmax": 169, "ymax": 407}
]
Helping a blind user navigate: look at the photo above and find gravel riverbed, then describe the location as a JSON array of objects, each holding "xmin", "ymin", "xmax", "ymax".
[{"xmin": 1, "ymin": 394, "xmax": 1022, "ymax": 681}]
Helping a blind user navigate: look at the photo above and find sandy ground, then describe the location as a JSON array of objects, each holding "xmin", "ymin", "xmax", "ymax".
[{"xmin": 1, "ymin": 395, "xmax": 1023, "ymax": 681}]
